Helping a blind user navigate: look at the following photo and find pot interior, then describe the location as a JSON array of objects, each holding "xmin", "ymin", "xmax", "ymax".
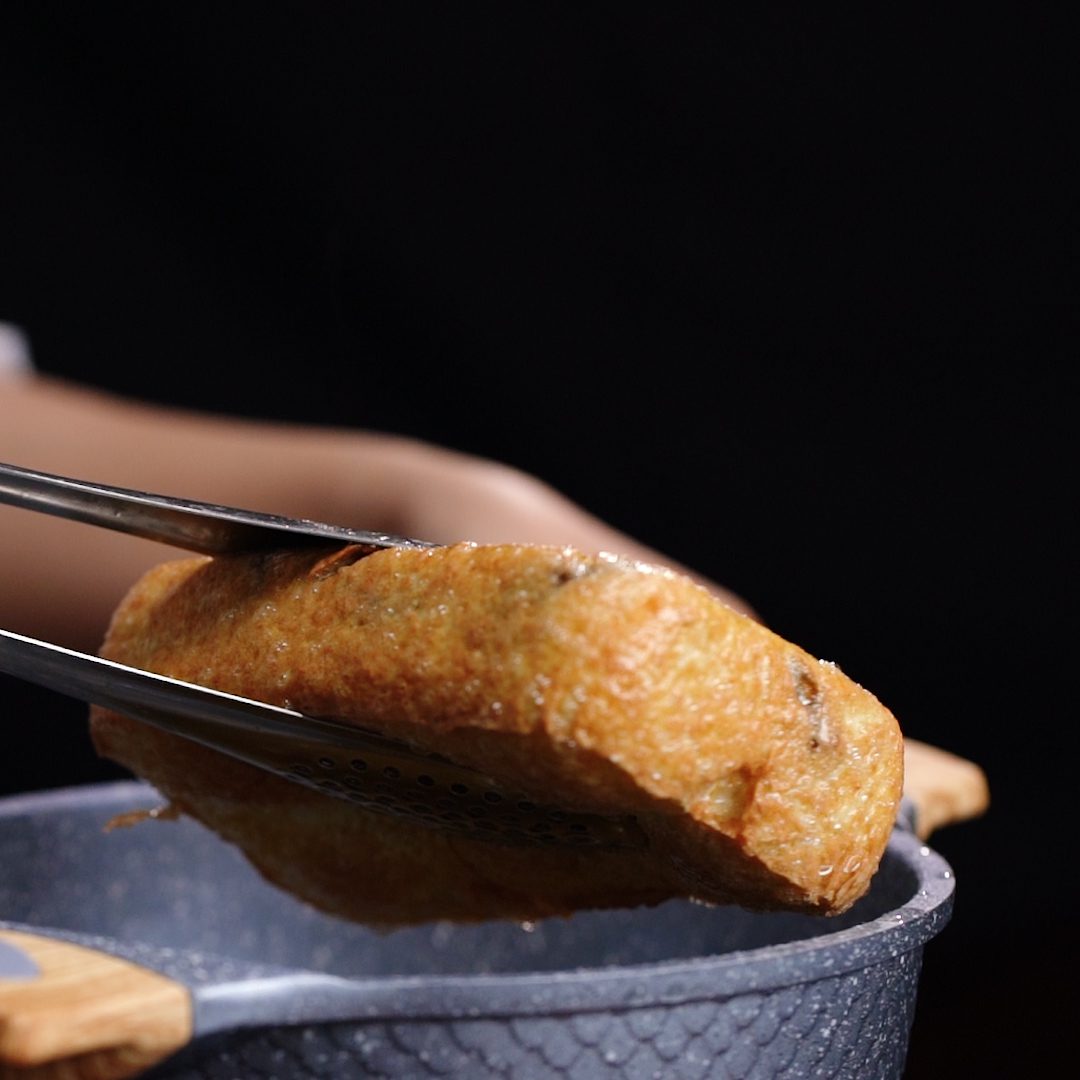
[{"xmin": 0, "ymin": 781, "xmax": 919, "ymax": 977}]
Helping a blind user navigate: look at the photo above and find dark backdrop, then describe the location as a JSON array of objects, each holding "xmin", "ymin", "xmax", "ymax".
[{"xmin": 0, "ymin": 6, "xmax": 1072, "ymax": 1076}]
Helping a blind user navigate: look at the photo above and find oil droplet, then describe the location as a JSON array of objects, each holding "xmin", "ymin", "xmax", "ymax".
[{"xmin": 703, "ymin": 772, "xmax": 752, "ymax": 822}]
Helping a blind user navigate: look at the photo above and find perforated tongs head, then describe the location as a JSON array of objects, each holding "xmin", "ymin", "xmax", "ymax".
[{"xmin": 0, "ymin": 462, "xmax": 646, "ymax": 852}]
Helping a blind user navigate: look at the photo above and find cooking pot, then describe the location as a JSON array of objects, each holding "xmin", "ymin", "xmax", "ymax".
[{"xmin": 0, "ymin": 741, "xmax": 985, "ymax": 1079}]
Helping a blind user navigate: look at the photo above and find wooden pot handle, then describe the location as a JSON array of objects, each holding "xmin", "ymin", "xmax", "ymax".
[
  {"xmin": 902, "ymin": 737, "xmax": 990, "ymax": 840},
  {"xmin": 0, "ymin": 929, "xmax": 191, "ymax": 1080}
]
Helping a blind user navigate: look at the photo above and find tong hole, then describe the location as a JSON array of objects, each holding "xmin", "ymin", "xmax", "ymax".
[{"xmin": 274, "ymin": 747, "xmax": 642, "ymax": 854}]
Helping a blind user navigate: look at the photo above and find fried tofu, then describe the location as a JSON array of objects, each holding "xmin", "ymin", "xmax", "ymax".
[{"xmin": 91, "ymin": 543, "xmax": 903, "ymax": 924}]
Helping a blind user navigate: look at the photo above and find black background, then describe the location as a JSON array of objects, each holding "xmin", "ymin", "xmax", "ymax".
[{"xmin": 0, "ymin": 6, "xmax": 1073, "ymax": 1076}]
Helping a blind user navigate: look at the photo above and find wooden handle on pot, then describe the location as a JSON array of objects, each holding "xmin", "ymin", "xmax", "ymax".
[
  {"xmin": 902, "ymin": 737, "xmax": 990, "ymax": 840},
  {"xmin": 0, "ymin": 930, "xmax": 191, "ymax": 1080}
]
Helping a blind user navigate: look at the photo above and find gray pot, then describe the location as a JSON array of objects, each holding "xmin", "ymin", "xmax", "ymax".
[{"xmin": 0, "ymin": 779, "xmax": 957, "ymax": 1079}]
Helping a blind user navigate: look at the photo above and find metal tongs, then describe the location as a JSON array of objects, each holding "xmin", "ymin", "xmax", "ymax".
[{"xmin": 0, "ymin": 462, "xmax": 644, "ymax": 851}]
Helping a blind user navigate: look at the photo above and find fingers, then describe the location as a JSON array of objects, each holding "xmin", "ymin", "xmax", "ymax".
[{"xmin": 375, "ymin": 444, "xmax": 759, "ymax": 620}]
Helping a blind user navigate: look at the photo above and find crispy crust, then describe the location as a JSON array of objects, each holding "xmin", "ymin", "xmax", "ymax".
[{"xmin": 90, "ymin": 542, "xmax": 903, "ymax": 924}]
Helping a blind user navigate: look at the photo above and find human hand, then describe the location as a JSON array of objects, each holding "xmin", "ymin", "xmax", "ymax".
[{"xmin": 0, "ymin": 374, "xmax": 755, "ymax": 651}]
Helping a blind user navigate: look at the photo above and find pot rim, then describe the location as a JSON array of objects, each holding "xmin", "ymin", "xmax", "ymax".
[{"xmin": 0, "ymin": 781, "xmax": 955, "ymax": 1020}]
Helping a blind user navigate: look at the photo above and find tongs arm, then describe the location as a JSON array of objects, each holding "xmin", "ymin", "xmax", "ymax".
[
  {"xmin": 0, "ymin": 619, "xmax": 513, "ymax": 820},
  {"xmin": 0, "ymin": 627, "xmax": 430, "ymax": 771},
  {"xmin": 0, "ymin": 627, "xmax": 646, "ymax": 852},
  {"xmin": 0, "ymin": 461, "xmax": 432, "ymax": 555}
]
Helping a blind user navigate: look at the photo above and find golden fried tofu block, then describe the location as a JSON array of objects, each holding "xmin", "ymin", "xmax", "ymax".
[{"xmin": 91, "ymin": 543, "xmax": 903, "ymax": 924}]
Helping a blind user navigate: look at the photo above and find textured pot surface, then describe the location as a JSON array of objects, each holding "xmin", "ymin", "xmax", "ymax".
[{"xmin": 0, "ymin": 782, "xmax": 954, "ymax": 1078}]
